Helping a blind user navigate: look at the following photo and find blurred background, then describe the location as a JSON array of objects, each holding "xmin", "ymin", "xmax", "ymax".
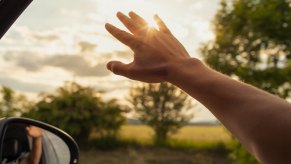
[{"xmin": 0, "ymin": 0, "xmax": 290, "ymax": 163}]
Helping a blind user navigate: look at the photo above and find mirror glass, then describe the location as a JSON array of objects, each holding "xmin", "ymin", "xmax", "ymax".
[{"xmin": 1, "ymin": 123, "xmax": 71, "ymax": 164}]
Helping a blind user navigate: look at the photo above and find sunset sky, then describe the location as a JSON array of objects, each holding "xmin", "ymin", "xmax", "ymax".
[{"xmin": 0, "ymin": 0, "xmax": 220, "ymax": 122}]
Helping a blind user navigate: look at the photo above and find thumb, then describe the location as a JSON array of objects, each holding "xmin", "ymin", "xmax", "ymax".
[{"xmin": 107, "ymin": 61, "xmax": 130, "ymax": 76}]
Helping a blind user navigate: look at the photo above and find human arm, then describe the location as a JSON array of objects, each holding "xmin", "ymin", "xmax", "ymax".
[
  {"xmin": 105, "ymin": 11, "xmax": 291, "ymax": 163},
  {"xmin": 25, "ymin": 126, "xmax": 42, "ymax": 164},
  {"xmin": 169, "ymin": 58, "xmax": 291, "ymax": 163}
]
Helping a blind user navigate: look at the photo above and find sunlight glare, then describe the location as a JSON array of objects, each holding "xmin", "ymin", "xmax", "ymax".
[{"xmin": 147, "ymin": 18, "xmax": 159, "ymax": 30}]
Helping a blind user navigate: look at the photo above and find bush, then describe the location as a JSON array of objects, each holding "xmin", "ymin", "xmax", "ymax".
[{"xmin": 24, "ymin": 82, "xmax": 126, "ymax": 146}]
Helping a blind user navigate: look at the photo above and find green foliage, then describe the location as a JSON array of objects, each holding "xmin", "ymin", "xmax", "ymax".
[
  {"xmin": 201, "ymin": 0, "xmax": 291, "ymax": 98},
  {"xmin": 229, "ymin": 139, "xmax": 259, "ymax": 164},
  {"xmin": 0, "ymin": 86, "xmax": 31, "ymax": 117},
  {"xmin": 24, "ymin": 82, "xmax": 126, "ymax": 145},
  {"xmin": 201, "ymin": 0, "xmax": 291, "ymax": 162},
  {"xmin": 128, "ymin": 82, "xmax": 192, "ymax": 144},
  {"xmin": 94, "ymin": 99, "xmax": 127, "ymax": 138}
]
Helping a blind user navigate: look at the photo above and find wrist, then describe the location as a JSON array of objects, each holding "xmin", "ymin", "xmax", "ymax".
[
  {"xmin": 32, "ymin": 136, "xmax": 42, "ymax": 141},
  {"xmin": 165, "ymin": 58, "xmax": 205, "ymax": 84}
]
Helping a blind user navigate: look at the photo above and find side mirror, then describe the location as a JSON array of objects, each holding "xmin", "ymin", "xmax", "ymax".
[{"xmin": 0, "ymin": 117, "xmax": 79, "ymax": 164}]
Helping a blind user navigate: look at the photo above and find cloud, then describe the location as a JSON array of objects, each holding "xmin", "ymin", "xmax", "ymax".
[
  {"xmin": 44, "ymin": 55, "xmax": 110, "ymax": 77},
  {"xmin": 98, "ymin": 51, "xmax": 132, "ymax": 61},
  {"xmin": 2, "ymin": 52, "xmax": 110, "ymax": 77},
  {"xmin": 114, "ymin": 51, "xmax": 132, "ymax": 60},
  {"xmin": 78, "ymin": 41, "xmax": 97, "ymax": 52},
  {"xmin": 0, "ymin": 77, "xmax": 54, "ymax": 93},
  {"xmin": 3, "ymin": 51, "xmax": 43, "ymax": 71},
  {"xmin": 10, "ymin": 27, "xmax": 61, "ymax": 43},
  {"xmin": 31, "ymin": 33, "xmax": 60, "ymax": 42}
]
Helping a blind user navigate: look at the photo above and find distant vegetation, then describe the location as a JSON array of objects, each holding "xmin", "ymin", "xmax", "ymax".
[{"xmin": 0, "ymin": 86, "xmax": 32, "ymax": 118}]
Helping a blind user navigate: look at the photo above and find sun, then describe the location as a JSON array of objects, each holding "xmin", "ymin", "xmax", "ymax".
[{"xmin": 146, "ymin": 17, "xmax": 159, "ymax": 29}]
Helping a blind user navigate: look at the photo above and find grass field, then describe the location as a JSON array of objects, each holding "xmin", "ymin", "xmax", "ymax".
[
  {"xmin": 119, "ymin": 125, "xmax": 231, "ymax": 143},
  {"xmin": 80, "ymin": 125, "xmax": 233, "ymax": 164}
]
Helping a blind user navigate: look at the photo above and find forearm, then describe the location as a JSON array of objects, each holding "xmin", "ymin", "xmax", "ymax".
[
  {"xmin": 27, "ymin": 138, "xmax": 42, "ymax": 164},
  {"xmin": 167, "ymin": 58, "xmax": 291, "ymax": 163}
]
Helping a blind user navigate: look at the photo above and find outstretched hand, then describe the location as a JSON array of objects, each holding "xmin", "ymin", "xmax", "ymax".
[{"xmin": 105, "ymin": 11, "xmax": 191, "ymax": 83}]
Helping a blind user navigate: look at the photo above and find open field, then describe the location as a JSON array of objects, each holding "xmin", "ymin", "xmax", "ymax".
[
  {"xmin": 119, "ymin": 125, "xmax": 231, "ymax": 144},
  {"xmin": 81, "ymin": 125, "xmax": 233, "ymax": 164}
]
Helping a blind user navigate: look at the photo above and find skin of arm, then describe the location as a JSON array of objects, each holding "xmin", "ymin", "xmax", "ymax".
[
  {"xmin": 105, "ymin": 11, "xmax": 291, "ymax": 163},
  {"xmin": 25, "ymin": 126, "xmax": 42, "ymax": 164}
]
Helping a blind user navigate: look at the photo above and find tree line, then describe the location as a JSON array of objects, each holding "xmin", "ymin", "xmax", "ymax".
[{"xmin": 0, "ymin": 81, "xmax": 192, "ymax": 146}]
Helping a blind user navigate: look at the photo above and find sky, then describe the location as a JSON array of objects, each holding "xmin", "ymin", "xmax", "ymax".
[{"xmin": 0, "ymin": 0, "xmax": 220, "ymax": 122}]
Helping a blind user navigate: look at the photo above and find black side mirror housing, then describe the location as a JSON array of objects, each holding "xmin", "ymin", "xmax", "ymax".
[
  {"xmin": 0, "ymin": 117, "xmax": 79, "ymax": 164},
  {"xmin": 0, "ymin": 0, "xmax": 33, "ymax": 39}
]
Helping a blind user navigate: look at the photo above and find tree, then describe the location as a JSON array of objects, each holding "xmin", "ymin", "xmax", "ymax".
[
  {"xmin": 0, "ymin": 86, "xmax": 31, "ymax": 117},
  {"xmin": 95, "ymin": 99, "xmax": 127, "ymax": 138},
  {"xmin": 201, "ymin": 0, "xmax": 291, "ymax": 162},
  {"xmin": 24, "ymin": 82, "xmax": 126, "ymax": 145},
  {"xmin": 128, "ymin": 82, "xmax": 192, "ymax": 143},
  {"xmin": 201, "ymin": 0, "xmax": 291, "ymax": 99}
]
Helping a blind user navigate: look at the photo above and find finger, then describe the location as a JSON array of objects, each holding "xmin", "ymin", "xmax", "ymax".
[
  {"xmin": 117, "ymin": 12, "xmax": 141, "ymax": 35},
  {"xmin": 107, "ymin": 61, "xmax": 131, "ymax": 77},
  {"xmin": 105, "ymin": 23, "xmax": 136, "ymax": 47},
  {"xmin": 105, "ymin": 23, "xmax": 146, "ymax": 51},
  {"xmin": 129, "ymin": 11, "xmax": 148, "ymax": 27},
  {"xmin": 154, "ymin": 15, "xmax": 172, "ymax": 34}
]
